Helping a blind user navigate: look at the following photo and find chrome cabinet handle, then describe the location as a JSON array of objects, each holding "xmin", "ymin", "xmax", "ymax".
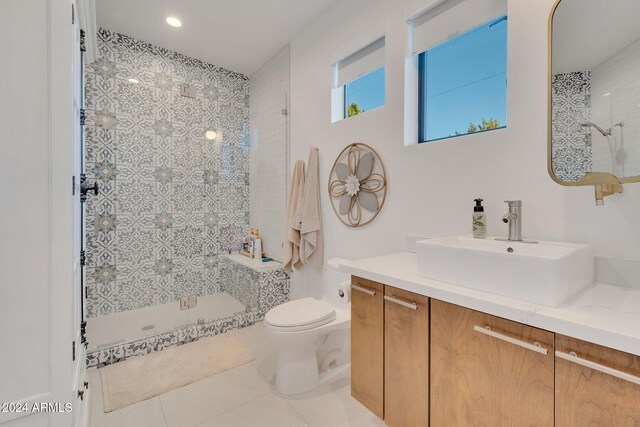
[
  {"xmin": 556, "ymin": 351, "xmax": 640, "ymax": 385},
  {"xmin": 350, "ymin": 283, "xmax": 376, "ymax": 296},
  {"xmin": 384, "ymin": 295, "xmax": 418, "ymax": 310},
  {"xmin": 473, "ymin": 325, "xmax": 548, "ymax": 355}
]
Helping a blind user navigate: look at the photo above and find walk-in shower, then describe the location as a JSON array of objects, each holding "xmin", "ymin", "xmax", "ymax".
[{"xmin": 83, "ymin": 30, "xmax": 290, "ymax": 367}]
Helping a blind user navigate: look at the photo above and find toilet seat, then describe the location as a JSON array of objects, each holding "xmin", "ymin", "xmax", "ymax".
[{"xmin": 265, "ymin": 298, "xmax": 337, "ymax": 332}]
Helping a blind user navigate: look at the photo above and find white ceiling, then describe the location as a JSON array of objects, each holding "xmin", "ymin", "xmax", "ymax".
[
  {"xmin": 95, "ymin": 0, "xmax": 337, "ymax": 76},
  {"xmin": 552, "ymin": 0, "xmax": 640, "ymax": 74}
]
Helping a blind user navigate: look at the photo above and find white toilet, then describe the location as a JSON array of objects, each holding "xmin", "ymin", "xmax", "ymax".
[{"xmin": 264, "ymin": 282, "xmax": 351, "ymax": 395}]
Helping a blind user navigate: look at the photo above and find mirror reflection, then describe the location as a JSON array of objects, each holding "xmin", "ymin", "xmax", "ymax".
[{"xmin": 551, "ymin": 0, "xmax": 640, "ymax": 182}]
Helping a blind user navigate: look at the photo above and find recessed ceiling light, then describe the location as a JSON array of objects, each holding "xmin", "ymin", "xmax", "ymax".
[
  {"xmin": 205, "ymin": 130, "xmax": 217, "ymax": 140},
  {"xmin": 128, "ymin": 78, "xmax": 139, "ymax": 84},
  {"xmin": 166, "ymin": 17, "xmax": 182, "ymax": 28}
]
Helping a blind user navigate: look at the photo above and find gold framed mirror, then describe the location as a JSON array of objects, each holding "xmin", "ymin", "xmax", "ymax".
[{"xmin": 548, "ymin": 0, "xmax": 640, "ymax": 204}]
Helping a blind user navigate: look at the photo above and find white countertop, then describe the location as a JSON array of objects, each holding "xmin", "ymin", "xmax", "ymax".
[
  {"xmin": 223, "ymin": 253, "xmax": 283, "ymax": 271},
  {"xmin": 335, "ymin": 252, "xmax": 640, "ymax": 357}
]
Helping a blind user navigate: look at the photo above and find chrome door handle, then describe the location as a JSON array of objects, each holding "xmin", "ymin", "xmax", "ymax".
[
  {"xmin": 384, "ymin": 295, "xmax": 418, "ymax": 310},
  {"xmin": 473, "ymin": 325, "xmax": 548, "ymax": 355},
  {"xmin": 556, "ymin": 351, "xmax": 640, "ymax": 385},
  {"xmin": 350, "ymin": 283, "xmax": 375, "ymax": 296}
]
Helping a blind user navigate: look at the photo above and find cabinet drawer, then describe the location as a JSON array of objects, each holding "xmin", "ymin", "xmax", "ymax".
[
  {"xmin": 384, "ymin": 286, "xmax": 429, "ymax": 427},
  {"xmin": 350, "ymin": 276, "xmax": 385, "ymax": 419},
  {"xmin": 556, "ymin": 334, "xmax": 640, "ymax": 426},
  {"xmin": 431, "ymin": 300, "xmax": 555, "ymax": 427}
]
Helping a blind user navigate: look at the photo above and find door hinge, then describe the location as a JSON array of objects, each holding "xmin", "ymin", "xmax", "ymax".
[
  {"xmin": 80, "ymin": 109, "xmax": 86, "ymax": 126},
  {"xmin": 72, "ymin": 341, "xmax": 76, "ymax": 361},
  {"xmin": 72, "ymin": 175, "xmax": 76, "ymax": 196},
  {"xmin": 80, "ymin": 321, "xmax": 87, "ymax": 345},
  {"xmin": 80, "ymin": 250, "xmax": 86, "ymax": 267},
  {"xmin": 80, "ymin": 29, "xmax": 86, "ymax": 52}
]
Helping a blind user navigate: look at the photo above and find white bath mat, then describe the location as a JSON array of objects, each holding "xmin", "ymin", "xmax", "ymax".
[{"xmin": 100, "ymin": 333, "xmax": 255, "ymax": 412}]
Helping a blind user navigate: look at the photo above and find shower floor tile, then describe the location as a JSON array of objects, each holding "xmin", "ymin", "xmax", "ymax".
[
  {"xmin": 88, "ymin": 322, "xmax": 385, "ymax": 427},
  {"xmin": 86, "ymin": 292, "xmax": 246, "ymax": 348}
]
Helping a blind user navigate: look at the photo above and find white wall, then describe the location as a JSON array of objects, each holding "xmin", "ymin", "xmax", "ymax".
[
  {"xmin": 591, "ymin": 36, "xmax": 640, "ymax": 177},
  {"xmin": 249, "ymin": 46, "xmax": 290, "ymax": 261},
  {"xmin": 288, "ymin": 0, "xmax": 640, "ymax": 299}
]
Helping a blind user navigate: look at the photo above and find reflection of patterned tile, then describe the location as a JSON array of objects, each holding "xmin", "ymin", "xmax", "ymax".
[{"xmin": 552, "ymin": 71, "xmax": 593, "ymax": 182}]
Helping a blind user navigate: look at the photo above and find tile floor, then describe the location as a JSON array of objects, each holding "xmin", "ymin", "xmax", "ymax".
[{"xmin": 88, "ymin": 322, "xmax": 385, "ymax": 427}]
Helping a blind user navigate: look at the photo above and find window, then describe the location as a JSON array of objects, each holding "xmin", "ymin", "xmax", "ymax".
[
  {"xmin": 418, "ymin": 15, "xmax": 507, "ymax": 142},
  {"xmin": 344, "ymin": 67, "xmax": 385, "ymax": 118},
  {"xmin": 332, "ymin": 37, "xmax": 385, "ymax": 122}
]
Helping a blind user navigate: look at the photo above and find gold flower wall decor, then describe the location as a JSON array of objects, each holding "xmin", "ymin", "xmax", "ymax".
[{"xmin": 328, "ymin": 143, "xmax": 388, "ymax": 227}]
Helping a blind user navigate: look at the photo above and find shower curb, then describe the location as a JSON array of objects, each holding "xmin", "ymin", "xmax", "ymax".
[{"xmin": 87, "ymin": 310, "xmax": 261, "ymax": 368}]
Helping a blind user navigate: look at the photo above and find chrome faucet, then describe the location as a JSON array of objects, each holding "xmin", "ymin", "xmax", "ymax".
[{"xmin": 502, "ymin": 200, "xmax": 522, "ymax": 242}]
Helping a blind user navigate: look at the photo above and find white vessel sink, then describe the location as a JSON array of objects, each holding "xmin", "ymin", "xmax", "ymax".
[{"xmin": 416, "ymin": 236, "xmax": 594, "ymax": 306}]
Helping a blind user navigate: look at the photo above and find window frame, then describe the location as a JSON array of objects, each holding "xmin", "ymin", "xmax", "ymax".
[
  {"xmin": 342, "ymin": 66, "xmax": 386, "ymax": 120},
  {"xmin": 417, "ymin": 15, "xmax": 508, "ymax": 144}
]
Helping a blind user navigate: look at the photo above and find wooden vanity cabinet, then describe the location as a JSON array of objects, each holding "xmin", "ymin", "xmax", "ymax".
[
  {"xmin": 351, "ymin": 277, "xmax": 640, "ymax": 425},
  {"xmin": 430, "ymin": 300, "xmax": 555, "ymax": 427},
  {"xmin": 555, "ymin": 334, "xmax": 640, "ymax": 426},
  {"xmin": 384, "ymin": 285, "xmax": 429, "ymax": 427},
  {"xmin": 350, "ymin": 276, "xmax": 385, "ymax": 419}
]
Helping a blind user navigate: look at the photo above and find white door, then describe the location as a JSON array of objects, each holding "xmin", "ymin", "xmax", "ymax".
[
  {"xmin": 71, "ymin": 2, "xmax": 90, "ymax": 426},
  {"xmin": 0, "ymin": 0, "xmax": 76, "ymax": 426}
]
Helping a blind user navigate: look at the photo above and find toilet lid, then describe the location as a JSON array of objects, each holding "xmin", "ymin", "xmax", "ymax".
[{"xmin": 265, "ymin": 298, "xmax": 336, "ymax": 330}]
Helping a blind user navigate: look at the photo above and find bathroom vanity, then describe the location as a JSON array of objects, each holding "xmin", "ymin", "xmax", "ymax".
[{"xmin": 340, "ymin": 253, "xmax": 640, "ymax": 426}]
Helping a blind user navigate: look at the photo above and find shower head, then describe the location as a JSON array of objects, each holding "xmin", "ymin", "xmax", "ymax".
[{"xmin": 580, "ymin": 121, "xmax": 611, "ymax": 137}]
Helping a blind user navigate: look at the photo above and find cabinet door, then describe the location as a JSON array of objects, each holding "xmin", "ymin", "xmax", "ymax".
[
  {"xmin": 351, "ymin": 276, "xmax": 385, "ymax": 419},
  {"xmin": 384, "ymin": 286, "xmax": 429, "ymax": 427},
  {"xmin": 431, "ymin": 300, "xmax": 555, "ymax": 426},
  {"xmin": 556, "ymin": 334, "xmax": 640, "ymax": 426}
]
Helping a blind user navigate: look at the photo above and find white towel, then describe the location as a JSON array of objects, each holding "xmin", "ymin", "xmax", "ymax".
[
  {"xmin": 300, "ymin": 147, "xmax": 323, "ymax": 271},
  {"xmin": 283, "ymin": 160, "xmax": 305, "ymax": 273}
]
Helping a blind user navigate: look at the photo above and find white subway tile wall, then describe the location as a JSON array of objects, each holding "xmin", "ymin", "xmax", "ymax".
[
  {"xmin": 591, "ymin": 37, "xmax": 640, "ymax": 177},
  {"xmin": 249, "ymin": 46, "xmax": 290, "ymax": 261}
]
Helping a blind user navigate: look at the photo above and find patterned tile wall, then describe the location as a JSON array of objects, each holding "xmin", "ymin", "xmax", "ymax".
[
  {"xmin": 219, "ymin": 257, "xmax": 290, "ymax": 318},
  {"xmin": 84, "ymin": 29, "xmax": 250, "ymax": 317},
  {"xmin": 551, "ymin": 71, "xmax": 593, "ymax": 182}
]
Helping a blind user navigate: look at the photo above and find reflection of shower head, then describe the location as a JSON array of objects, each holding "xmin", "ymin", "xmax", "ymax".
[{"xmin": 580, "ymin": 121, "xmax": 611, "ymax": 137}]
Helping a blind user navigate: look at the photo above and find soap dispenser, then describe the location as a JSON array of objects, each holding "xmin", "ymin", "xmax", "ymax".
[{"xmin": 473, "ymin": 198, "xmax": 487, "ymax": 239}]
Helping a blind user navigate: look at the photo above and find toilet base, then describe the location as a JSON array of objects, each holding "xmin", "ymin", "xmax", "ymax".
[{"xmin": 274, "ymin": 335, "xmax": 322, "ymax": 395}]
